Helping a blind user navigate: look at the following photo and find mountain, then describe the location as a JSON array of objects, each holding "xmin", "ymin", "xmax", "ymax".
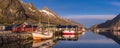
[
  {"xmin": 96, "ymin": 14, "xmax": 120, "ymax": 28},
  {"xmin": 0, "ymin": 0, "xmax": 28, "ymax": 24},
  {"xmin": 0, "ymin": 0, "xmax": 83, "ymax": 27},
  {"xmin": 90, "ymin": 14, "xmax": 120, "ymax": 31}
]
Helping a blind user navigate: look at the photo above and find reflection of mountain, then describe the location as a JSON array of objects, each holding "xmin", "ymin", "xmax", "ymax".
[{"xmin": 99, "ymin": 32, "xmax": 120, "ymax": 45}]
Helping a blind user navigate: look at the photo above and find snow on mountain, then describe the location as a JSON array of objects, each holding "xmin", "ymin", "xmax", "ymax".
[
  {"xmin": 28, "ymin": 7, "xmax": 35, "ymax": 12},
  {"xmin": 39, "ymin": 10, "xmax": 55, "ymax": 16}
]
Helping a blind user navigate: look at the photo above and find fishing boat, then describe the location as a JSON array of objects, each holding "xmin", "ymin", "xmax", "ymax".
[
  {"xmin": 12, "ymin": 23, "xmax": 53, "ymax": 40},
  {"xmin": 32, "ymin": 31, "xmax": 53, "ymax": 40},
  {"xmin": 55, "ymin": 32, "xmax": 78, "ymax": 41},
  {"xmin": 32, "ymin": 9, "xmax": 54, "ymax": 40},
  {"xmin": 62, "ymin": 30, "xmax": 75, "ymax": 35},
  {"xmin": 56, "ymin": 25, "xmax": 77, "ymax": 35}
]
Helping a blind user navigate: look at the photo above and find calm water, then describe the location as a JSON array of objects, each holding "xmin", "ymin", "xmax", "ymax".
[
  {"xmin": 0, "ymin": 31, "xmax": 120, "ymax": 48},
  {"xmin": 53, "ymin": 32, "xmax": 120, "ymax": 48}
]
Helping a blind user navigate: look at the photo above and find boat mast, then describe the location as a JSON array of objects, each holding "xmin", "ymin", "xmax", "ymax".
[
  {"xmin": 38, "ymin": 15, "xmax": 41, "ymax": 25},
  {"xmin": 38, "ymin": 14, "xmax": 42, "ymax": 32},
  {"xmin": 48, "ymin": 15, "xmax": 50, "ymax": 31}
]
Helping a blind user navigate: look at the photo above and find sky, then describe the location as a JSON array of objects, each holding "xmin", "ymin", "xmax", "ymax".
[
  {"xmin": 23, "ymin": 0, "xmax": 120, "ymax": 19},
  {"xmin": 23, "ymin": 0, "xmax": 120, "ymax": 27}
]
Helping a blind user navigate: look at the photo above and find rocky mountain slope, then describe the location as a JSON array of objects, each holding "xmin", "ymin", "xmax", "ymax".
[
  {"xmin": 0, "ymin": 0, "xmax": 83, "ymax": 27},
  {"xmin": 90, "ymin": 14, "xmax": 120, "ymax": 31},
  {"xmin": 96, "ymin": 14, "xmax": 120, "ymax": 28},
  {"xmin": 0, "ymin": 0, "xmax": 28, "ymax": 24}
]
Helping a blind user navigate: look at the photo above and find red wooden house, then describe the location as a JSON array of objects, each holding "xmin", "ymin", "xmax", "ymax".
[{"xmin": 12, "ymin": 24, "xmax": 38, "ymax": 32}]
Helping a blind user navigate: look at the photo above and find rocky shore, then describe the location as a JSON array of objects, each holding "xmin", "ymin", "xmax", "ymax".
[{"xmin": 0, "ymin": 31, "xmax": 33, "ymax": 43}]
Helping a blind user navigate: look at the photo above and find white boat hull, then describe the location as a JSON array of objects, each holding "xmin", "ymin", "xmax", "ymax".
[{"xmin": 32, "ymin": 32, "xmax": 53, "ymax": 40}]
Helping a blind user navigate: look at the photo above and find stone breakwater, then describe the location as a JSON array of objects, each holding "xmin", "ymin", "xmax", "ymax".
[
  {"xmin": 0, "ymin": 40, "xmax": 33, "ymax": 48},
  {"xmin": 0, "ymin": 31, "xmax": 33, "ymax": 43}
]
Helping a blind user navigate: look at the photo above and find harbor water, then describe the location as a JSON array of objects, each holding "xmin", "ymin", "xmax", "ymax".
[
  {"xmin": 53, "ymin": 32, "xmax": 120, "ymax": 48},
  {"xmin": 0, "ymin": 31, "xmax": 120, "ymax": 48}
]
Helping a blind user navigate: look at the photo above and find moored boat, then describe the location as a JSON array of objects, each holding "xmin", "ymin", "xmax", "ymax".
[
  {"xmin": 32, "ymin": 32, "xmax": 53, "ymax": 40},
  {"xmin": 11, "ymin": 23, "xmax": 53, "ymax": 40},
  {"xmin": 56, "ymin": 25, "xmax": 77, "ymax": 35}
]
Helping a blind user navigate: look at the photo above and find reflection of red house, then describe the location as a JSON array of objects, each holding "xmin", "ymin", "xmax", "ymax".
[{"xmin": 12, "ymin": 24, "xmax": 38, "ymax": 32}]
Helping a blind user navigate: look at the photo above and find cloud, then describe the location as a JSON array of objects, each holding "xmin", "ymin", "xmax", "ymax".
[
  {"xmin": 63, "ymin": 15, "xmax": 116, "ymax": 20},
  {"xmin": 110, "ymin": 2, "xmax": 120, "ymax": 6}
]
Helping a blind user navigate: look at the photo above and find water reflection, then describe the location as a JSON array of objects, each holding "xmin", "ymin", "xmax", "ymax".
[
  {"xmin": 98, "ymin": 31, "xmax": 120, "ymax": 45},
  {"xmin": 0, "ymin": 40, "xmax": 33, "ymax": 48},
  {"xmin": 0, "ymin": 39, "xmax": 56, "ymax": 48},
  {"xmin": 0, "ymin": 32, "xmax": 119, "ymax": 48},
  {"xmin": 0, "ymin": 32, "xmax": 83, "ymax": 48},
  {"xmin": 32, "ymin": 39, "xmax": 58, "ymax": 48},
  {"xmin": 54, "ymin": 34, "xmax": 80, "ymax": 41},
  {"xmin": 32, "ymin": 34, "xmax": 81, "ymax": 48}
]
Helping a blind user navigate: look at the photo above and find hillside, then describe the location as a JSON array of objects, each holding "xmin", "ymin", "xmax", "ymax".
[
  {"xmin": 0, "ymin": 0, "xmax": 83, "ymax": 27},
  {"xmin": 90, "ymin": 14, "xmax": 120, "ymax": 31}
]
